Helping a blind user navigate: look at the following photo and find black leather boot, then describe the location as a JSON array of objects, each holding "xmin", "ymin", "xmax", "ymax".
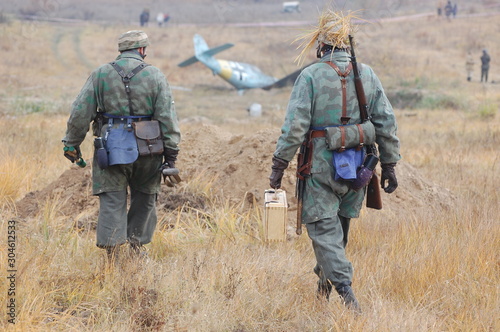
[{"xmin": 336, "ymin": 283, "xmax": 362, "ymax": 313}]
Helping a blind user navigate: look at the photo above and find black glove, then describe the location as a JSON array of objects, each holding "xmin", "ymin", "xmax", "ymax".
[
  {"xmin": 269, "ymin": 156, "xmax": 289, "ymax": 189},
  {"xmin": 381, "ymin": 163, "xmax": 398, "ymax": 193},
  {"xmin": 63, "ymin": 145, "xmax": 81, "ymax": 163},
  {"xmin": 162, "ymin": 147, "xmax": 178, "ymax": 169},
  {"xmin": 161, "ymin": 147, "xmax": 181, "ymax": 187}
]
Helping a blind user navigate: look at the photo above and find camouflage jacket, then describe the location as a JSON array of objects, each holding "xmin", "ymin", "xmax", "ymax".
[
  {"xmin": 274, "ymin": 51, "xmax": 400, "ymax": 166},
  {"xmin": 63, "ymin": 50, "xmax": 180, "ymax": 151},
  {"xmin": 273, "ymin": 51, "xmax": 400, "ymax": 222}
]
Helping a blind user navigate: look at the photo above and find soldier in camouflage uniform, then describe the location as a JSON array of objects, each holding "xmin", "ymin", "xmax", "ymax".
[
  {"xmin": 269, "ymin": 11, "xmax": 400, "ymax": 312},
  {"xmin": 63, "ymin": 30, "xmax": 180, "ymax": 258}
]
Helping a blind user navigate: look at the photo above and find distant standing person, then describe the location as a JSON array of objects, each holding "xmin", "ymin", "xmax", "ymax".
[
  {"xmin": 480, "ymin": 49, "xmax": 490, "ymax": 83},
  {"xmin": 157, "ymin": 12, "xmax": 164, "ymax": 27},
  {"xmin": 140, "ymin": 8, "xmax": 150, "ymax": 27},
  {"xmin": 437, "ymin": 0, "xmax": 443, "ymax": 17},
  {"xmin": 465, "ymin": 51, "xmax": 475, "ymax": 82},
  {"xmin": 163, "ymin": 14, "xmax": 170, "ymax": 24},
  {"xmin": 444, "ymin": 1, "xmax": 453, "ymax": 20},
  {"xmin": 62, "ymin": 31, "xmax": 180, "ymax": 259}
]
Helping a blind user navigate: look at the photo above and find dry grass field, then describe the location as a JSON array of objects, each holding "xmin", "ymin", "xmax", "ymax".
[{"xmin": 1, "ymin": 1, "xmax": 499, "ymax": 331}]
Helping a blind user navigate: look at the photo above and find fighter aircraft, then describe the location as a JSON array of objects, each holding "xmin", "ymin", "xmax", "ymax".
[{"xmin": 178, "ymin": 34, "xmax": 307, "ymax": 94}]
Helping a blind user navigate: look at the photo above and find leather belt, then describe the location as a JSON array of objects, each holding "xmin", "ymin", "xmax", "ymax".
[{"xmin": 310, "ymin": 130, "xmax": 326, "ymax": 138}]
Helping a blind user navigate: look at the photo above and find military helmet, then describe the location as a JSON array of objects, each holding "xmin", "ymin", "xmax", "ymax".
[{"xmin": 118, "ymin": 30, "xmax": 149, "ymax": 52}]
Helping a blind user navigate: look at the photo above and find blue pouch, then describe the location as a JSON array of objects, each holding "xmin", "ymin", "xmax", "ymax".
[
  {"xmin": 105, "ymin": 118, "xmax": 139, "ymax": 166},
  {"xmin": 332, "ymin": 148, "xmax": 365, "ymax": 181}
]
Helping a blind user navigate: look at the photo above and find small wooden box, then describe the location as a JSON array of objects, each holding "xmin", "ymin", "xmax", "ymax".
[{"xmin": 263, "ymin": 189, "xmax": 287, "ymax": 241}]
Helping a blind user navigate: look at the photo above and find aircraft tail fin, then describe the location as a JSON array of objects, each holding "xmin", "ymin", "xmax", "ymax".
[
  {"xmin": 178, "ymin": 34, "xmax": 234, "ymax": 68},
  {"xmin": 193, "ymin": 34, "xmax": 209, "ymax": 57}
]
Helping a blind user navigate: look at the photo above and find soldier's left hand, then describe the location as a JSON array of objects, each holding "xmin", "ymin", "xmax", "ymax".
[
  {"xmin": 381, "ymin": 163, "xmax": 398, "ymax": 193},
  {"xmin": 163, "ymin": 147, "xmax": 178, "ymax": 169}
]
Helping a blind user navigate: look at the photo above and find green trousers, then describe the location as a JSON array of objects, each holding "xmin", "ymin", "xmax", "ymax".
[
  {"xmin": 306, "ymin": 215, "xmax": 353, "ymax": 289},
  {"xmin": 96, "ymin": 189, "xmax": 157, "ymax": 248}
]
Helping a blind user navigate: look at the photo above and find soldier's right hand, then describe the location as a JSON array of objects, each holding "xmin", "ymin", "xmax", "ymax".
[
  {"xmin": 63, "ymin": 146, "xmax": 81, "ymax": 163},
  {"xmin": 269, "ymin": 156, "xmax": 289, "ymax": 189}
]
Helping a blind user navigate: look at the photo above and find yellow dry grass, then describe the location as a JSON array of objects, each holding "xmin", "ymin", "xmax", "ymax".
[{"xmin": 0, "ymin": 6, "xmax": 499, "ymax": 332}]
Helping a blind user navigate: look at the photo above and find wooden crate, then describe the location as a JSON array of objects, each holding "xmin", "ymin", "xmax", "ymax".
[{"xmin": 263, "ymin": 189, "xmax": 287, "ymax": 241}]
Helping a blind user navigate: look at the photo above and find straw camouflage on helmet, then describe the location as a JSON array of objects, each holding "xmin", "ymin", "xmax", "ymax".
[
  {"xmin": 294, "ymin": 10, "xmax": 359, "ymax": 66},
  {"xmin": 118, "ymin": 30, "xmax": 149, "ymax": 52}
]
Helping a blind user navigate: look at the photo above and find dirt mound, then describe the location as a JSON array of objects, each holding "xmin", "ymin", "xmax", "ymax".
[
  {"xmin": 14, "ymin": 166, "xmax": 100, "ymax": 228},
  {"xmin": 177, "ymin": 124, "xmax": 284, "ymax": 205},
  {"xmin": 15, "ymin": 124, "xmax": 455, "ymax": 222},
  {"xmin": 378, "ymin": 161, "xmax": 456, "ymax": 216}
]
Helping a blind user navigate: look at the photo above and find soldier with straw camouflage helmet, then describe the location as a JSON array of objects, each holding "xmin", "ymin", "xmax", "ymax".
[
  {"xmin": 269, "ymin": 10, "xmax": 400, "ymax": 312},
  {"xmin": 63, "ymin": 30, "xmax": 180, "ymax": 261}
]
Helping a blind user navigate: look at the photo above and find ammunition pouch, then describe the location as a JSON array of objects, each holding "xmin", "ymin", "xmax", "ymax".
[
  {"xmin": 324, "ymin": 121, "xmax": 375, "ymax": 152},
  {"xmin": 133, "ymin": 120, "xmax": 164, "ymax": 156}
]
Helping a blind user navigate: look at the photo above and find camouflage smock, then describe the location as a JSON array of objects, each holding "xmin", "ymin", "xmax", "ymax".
[
  {"xmin": 63, "ymin": 50, "xmax": 180, "ymax": 195},
  {"xmin": 274, "ymin": 51, "xmax": 400, "ymax": 223}
]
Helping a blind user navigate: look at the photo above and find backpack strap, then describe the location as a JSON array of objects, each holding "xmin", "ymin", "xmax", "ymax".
[
  {"xmin": 110, "ymin": 61, "xmax": 150, "ymax": 115},
  {"xmin": 326, "ymin": 62, "xmax": 353, "ymax": 125}
]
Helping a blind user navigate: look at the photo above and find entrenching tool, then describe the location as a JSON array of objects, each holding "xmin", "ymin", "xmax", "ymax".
[{"xmin": 160, "ymin": 165, "xmax": 182, "ymax": 187}]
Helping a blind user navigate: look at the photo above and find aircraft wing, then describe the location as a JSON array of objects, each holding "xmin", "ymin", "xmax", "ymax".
[
  {"xmin": 204, "ymin": 43, "xmax": 234, "ymax": 57},
  {"xmin": 178, "ymin": 56, "xmax": 199, "ymax": 67},
  {"xmin": 262, "ymin": 61, "xmax": 317, "ymax": 90}
]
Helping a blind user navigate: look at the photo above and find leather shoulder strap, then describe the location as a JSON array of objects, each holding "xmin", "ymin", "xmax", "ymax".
[
  {"xmin": 110, "ymin": 62, "xmax": 150, "ymax": 81},
  {"xmin": 326, "ymin": 62, "xmax": 353, "ymax": 125},
  {"xmin": 109, "ymin": 62, "xmax": 150, "ymax": 115}
]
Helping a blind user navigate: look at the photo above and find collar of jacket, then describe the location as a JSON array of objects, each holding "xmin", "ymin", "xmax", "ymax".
[
  {"xmin": 320, "ymin": 51, "xmax": 350, "ymax": 65},
  {"xmin": 115, "ymin": 50, "xmax": 144, "ymax": 61}
]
